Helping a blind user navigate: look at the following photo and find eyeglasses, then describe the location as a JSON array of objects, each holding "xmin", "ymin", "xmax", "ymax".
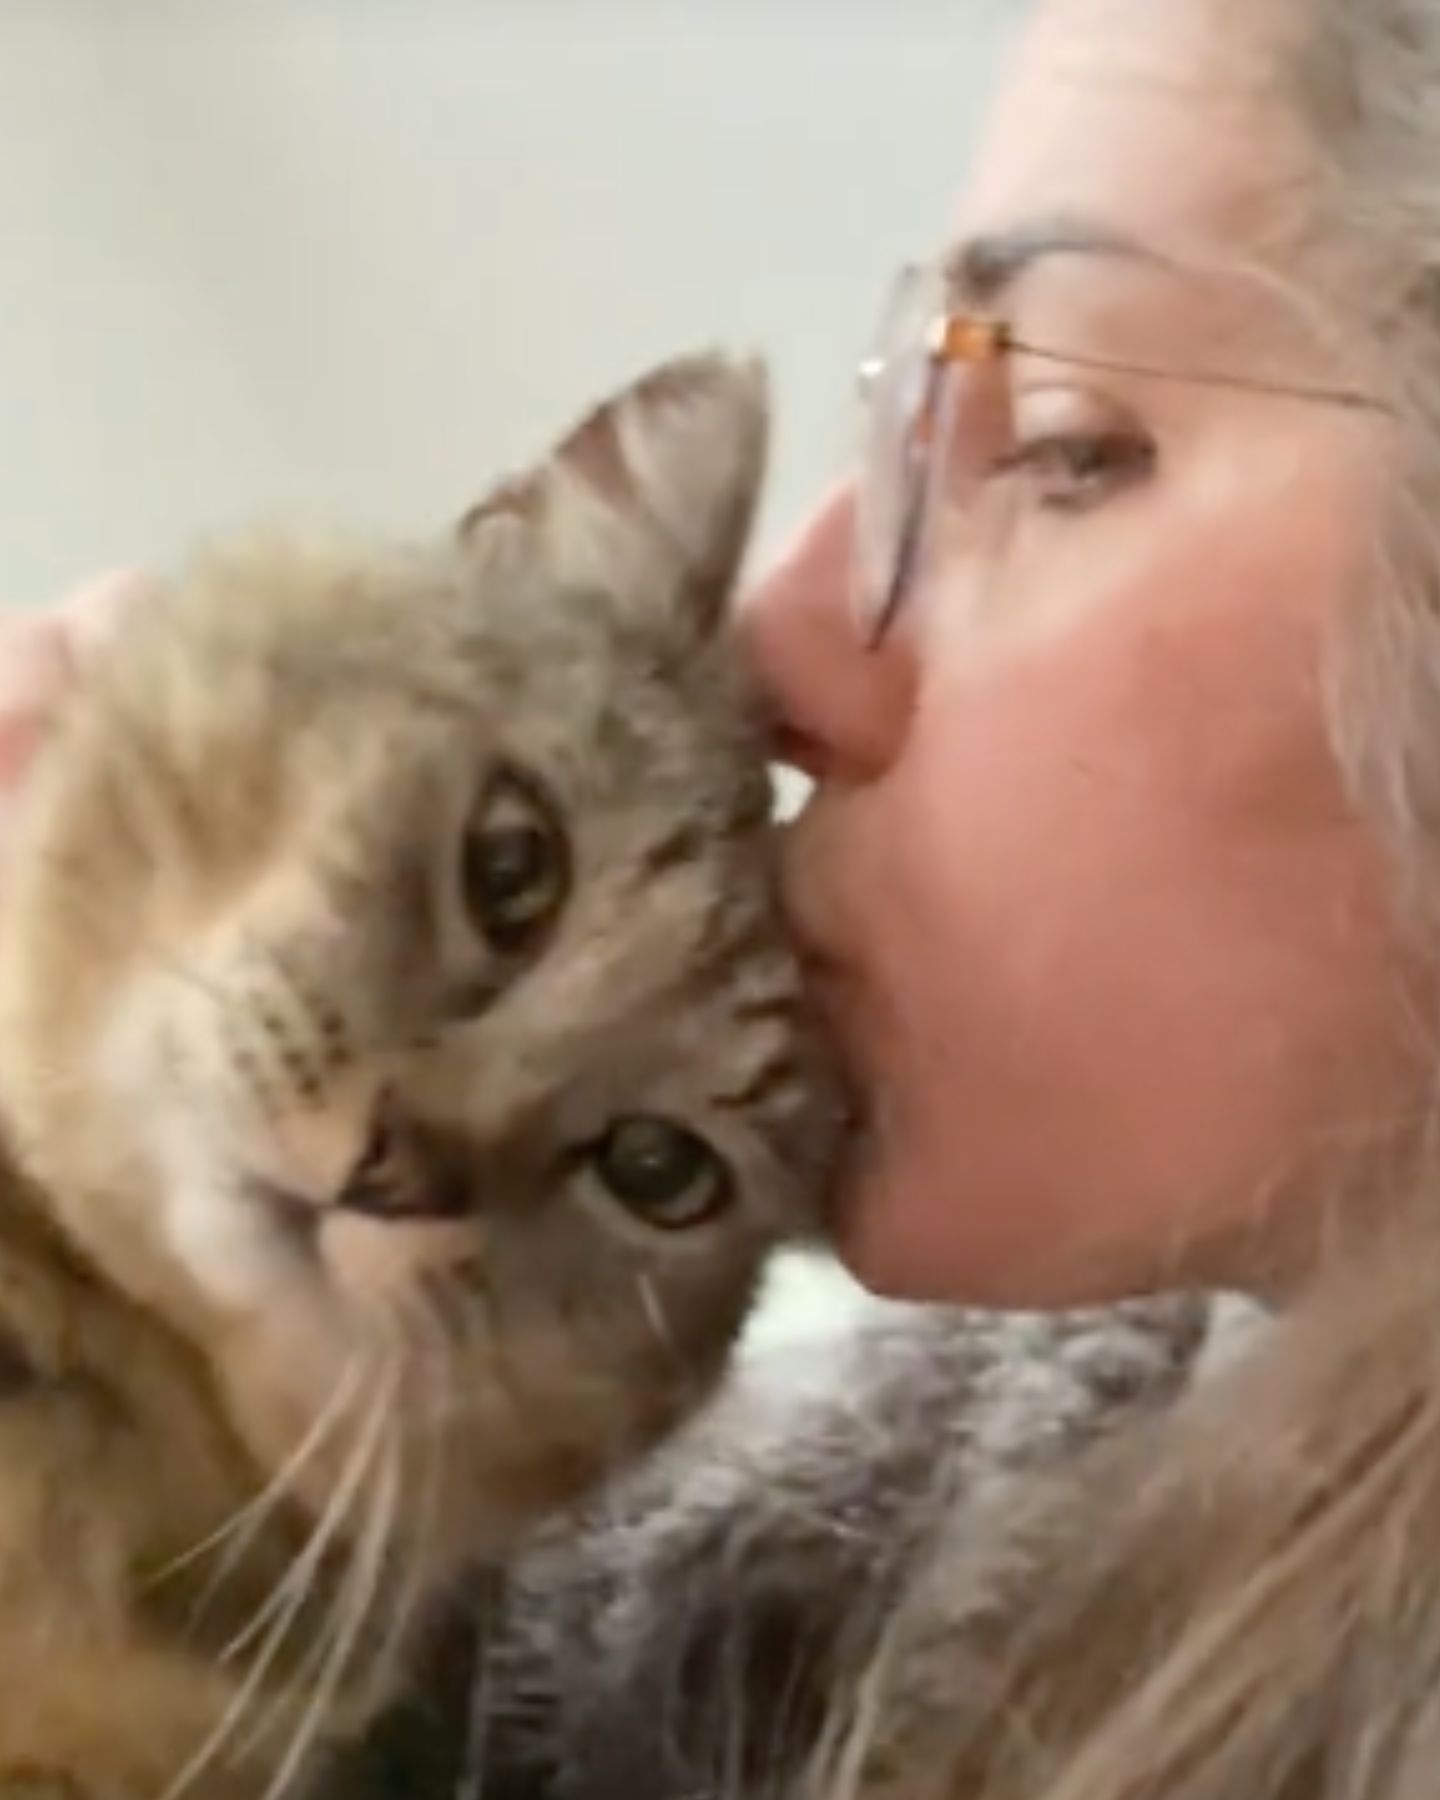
[{"xmin": 853, "ymin": 260, "xmax": 1390, "ymax": 649}]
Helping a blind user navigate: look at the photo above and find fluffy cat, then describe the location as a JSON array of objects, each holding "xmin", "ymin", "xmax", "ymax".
[{"xmin": 0, "ymin": 352, "xmax": 841, "ymax": 1799}]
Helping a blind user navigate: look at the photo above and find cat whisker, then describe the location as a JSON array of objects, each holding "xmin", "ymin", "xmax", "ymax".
[
  {"xmin": 219, "ymin": 1356, "xmax": 390, "ymax": 1668},
  {"xmin": 234, "ymin": 1346, "xmax": 405, "ymax": 1764},
  {"xmin": 364, "ymin": 1354, "xmax": 446, "ymax": 1714},
  {"xmin": 261, "ymin": 1383, "xmax": 405, "ymax": 1800},
  {"xmin": 369, "ymin": 1287, "xmax": 458, "ymax": 1665},
  {"xmin": 390, "ymin": 1274, "xmax": 472, "ymax": 1457},
  {"xmin": 149, "ymin": 1355, "xmax": 365, "ymax": 1614},
  {"xmin": 158, "ymin": 1366, "xmax": 396, "ymax": 1800},
  {"xmin": 635, "ymin": 1271, "xmax": 682, "ymax": 1369},
  {"xmin": 447, "ymin": 1262, "xmax": 541, "ymax": 1421},
  {"xmin": 230, "ymin": 1344, "xmax": 407, "ymax": 1766},
  {"xmin": 428, "ymin": 1269, "xmax": 479, "ymax": 1358},
  {"xmin": 388, "ymin": 1263, "xmax": 473, "ymax": 1389},
  {"xmin": 388, "ymin": 1271, "xmax": 463, "ymax": 1371},
  {"xmin": 399, "ymin": 1266, "xmax": 513, "ymax": 1433}
]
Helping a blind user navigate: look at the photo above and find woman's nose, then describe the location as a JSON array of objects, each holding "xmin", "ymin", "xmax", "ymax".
[{"xmin": 737, "ymin": 483, "xmax": 914, "ymax": 783}]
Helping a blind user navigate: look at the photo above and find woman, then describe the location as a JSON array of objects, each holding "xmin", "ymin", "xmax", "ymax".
[
  {"xmin": 739, "ymin": 2, "xmax": 1440, "ymax": 1793},
  {"xmin": 748, "ymin": 0, "xmax": 1435, "ymax": 1313},
  {"xmin": 18, "ymin": 0, "xmax": 1440, "ymax": 1793}
]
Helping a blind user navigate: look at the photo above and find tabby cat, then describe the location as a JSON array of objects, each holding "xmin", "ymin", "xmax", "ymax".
[{"xmin": 0, "ymin": 352, "xmax": 841, "ymax": 1799}]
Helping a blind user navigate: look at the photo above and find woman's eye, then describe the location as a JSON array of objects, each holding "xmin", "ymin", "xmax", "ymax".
[
  {"xmin": 993, "ymin": 430, "xmax": 1156, "ymax": 514},
  {"xmin": 463, "ymin": 770, "xmax": 569, "ymax": 954}
]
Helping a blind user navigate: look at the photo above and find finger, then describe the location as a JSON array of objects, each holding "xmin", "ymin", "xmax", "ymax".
[
  {"xmin": 0, "ymin": 563, "xmax": 154, "ymax": 780},
  {"xmin": 56, "ymin": 567, "xmax": 158, "ymax": 672},
  {"xmin": 0, "ymin": 619, "xmax": 72, "ymax": 786}
]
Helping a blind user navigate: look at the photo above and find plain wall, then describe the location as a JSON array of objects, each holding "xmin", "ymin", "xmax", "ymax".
[{"xmin": 1, "ymin": 0, "xmax": 1014, "ymax": 599}]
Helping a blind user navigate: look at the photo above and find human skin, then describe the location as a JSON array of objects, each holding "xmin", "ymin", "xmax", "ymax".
[
  {"xmin": 0, "ymin": 571, "xmax": 144, "ymax": 834},
  {"xmin": 740, "ymin": 0, "xmax": 1433, "ymax": 1306}
]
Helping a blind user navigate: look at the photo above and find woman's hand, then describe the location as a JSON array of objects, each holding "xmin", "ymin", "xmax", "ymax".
[{"xmin": 0, "ymin": 570, "xmax": 149, "ymax": 819}]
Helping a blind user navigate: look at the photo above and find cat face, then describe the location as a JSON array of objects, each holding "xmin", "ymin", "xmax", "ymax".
[{"xmin": 0, "ymin": 355, "xmax": 843, "ymax": 1571}]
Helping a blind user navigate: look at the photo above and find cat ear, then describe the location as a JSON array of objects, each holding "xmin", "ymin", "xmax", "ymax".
[{"xmin": 459, "ymin": 351, "xmax": 769, "ymax": 638}]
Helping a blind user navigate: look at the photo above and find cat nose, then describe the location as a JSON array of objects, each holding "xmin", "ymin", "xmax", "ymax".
[{"xmin": 334, "ymin": 1100, "xmax": 472, "ymax": 1223}]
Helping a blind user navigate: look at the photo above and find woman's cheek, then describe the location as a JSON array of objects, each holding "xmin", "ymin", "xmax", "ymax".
[{"xmin": 807, "ymin": 555, "xmax": 1424, "ymax": 1302}]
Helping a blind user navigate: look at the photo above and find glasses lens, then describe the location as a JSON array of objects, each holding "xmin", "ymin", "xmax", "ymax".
[{"xmin": 853, "ymin": 263, "xmax": 950, "ymax": 644}]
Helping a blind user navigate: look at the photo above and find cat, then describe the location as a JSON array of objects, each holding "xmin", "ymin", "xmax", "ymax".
[
  {"xmin": 0, "ymin": 351, "xmax": 843, "ymax": 1800},
  {"xmin": 367, "ymin": 1282, "xmax": 1232, "ymax": 1800}
]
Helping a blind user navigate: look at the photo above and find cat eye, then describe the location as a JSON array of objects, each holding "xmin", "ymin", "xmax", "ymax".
[
  {"xmin": 591, "ymin": 1115, "xmax": 733, "ymax": 1230},
  {"xmin": 463, "ymin": 770, "xmax": 569, "ymax": 954}
]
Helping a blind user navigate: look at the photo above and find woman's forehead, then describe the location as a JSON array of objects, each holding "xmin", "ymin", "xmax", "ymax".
[
  {"xmin": 922, "ymin": 3, "xmax": 1377, "ymax": 416},
  {"xmin": 958, "ymin": 0, "xmax": 1311, "ymax": 264}
]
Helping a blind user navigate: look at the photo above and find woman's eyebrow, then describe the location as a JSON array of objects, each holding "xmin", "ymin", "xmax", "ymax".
[{"xmin": 945, "ymin": 214, "xmax": 1177, "ymax": 305}]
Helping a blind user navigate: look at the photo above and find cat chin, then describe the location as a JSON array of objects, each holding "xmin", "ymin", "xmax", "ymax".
[{"xmin": 162, "ymin": 1168, "xmax": 323, "ymax": 1313}]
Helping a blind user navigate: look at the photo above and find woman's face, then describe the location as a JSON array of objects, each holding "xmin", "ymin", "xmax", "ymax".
[{"xmin": 744, "ymin": 0, "xmax": 1430, "ymax": 1305}]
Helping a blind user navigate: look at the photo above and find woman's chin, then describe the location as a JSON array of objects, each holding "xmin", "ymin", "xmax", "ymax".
[
  {"xmin": 830, "ymin": 1147, "xmax": 1148, "ymax": 1311},
  {"xmin": 826, "ymin": 1142, "xmax": 963, "ymax": 1303}
]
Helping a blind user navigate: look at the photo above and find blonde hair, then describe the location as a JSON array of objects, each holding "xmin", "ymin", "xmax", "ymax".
[{"xmin": 1301, "ymin": 0, "xmax": 1440, "ymax": 902}]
